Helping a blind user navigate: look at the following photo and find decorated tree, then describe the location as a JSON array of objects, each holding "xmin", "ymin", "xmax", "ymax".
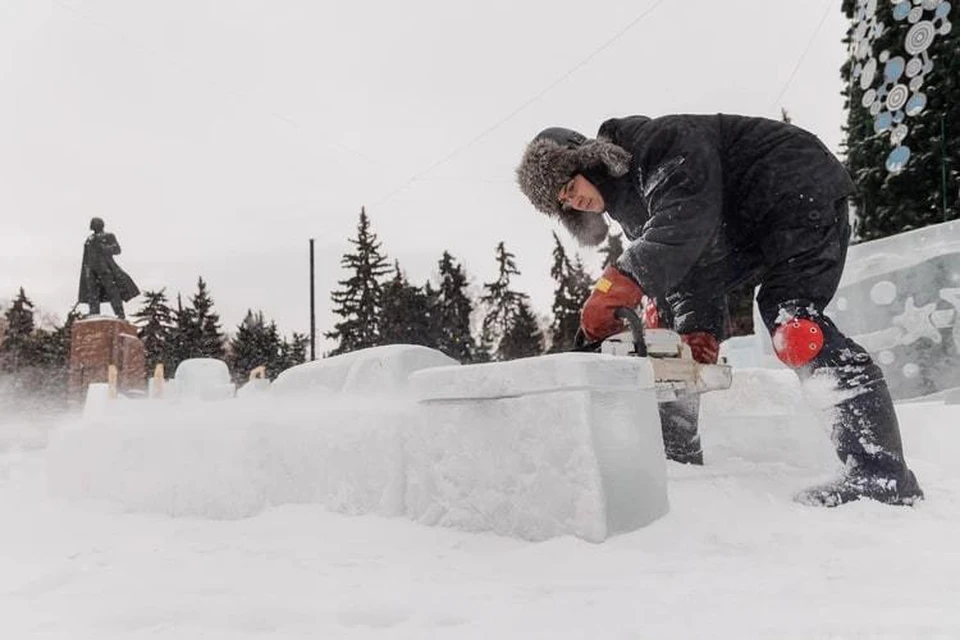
[{"xmin": 842, "ymin": 0, "xmax": 958, "ymax": 240}]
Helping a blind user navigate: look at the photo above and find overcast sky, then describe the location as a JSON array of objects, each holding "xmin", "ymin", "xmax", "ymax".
[{"xmin": 1, "ymin": 0, "xmax": 847, "ymax": 348}]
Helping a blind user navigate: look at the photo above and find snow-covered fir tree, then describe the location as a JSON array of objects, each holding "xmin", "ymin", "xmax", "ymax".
[
  {"xmin": 498, "ymin": 298, "xmax": 544, "ymax": 360},
  {"xmin": 598, "ymin": 232, "xmax": 624, "ymax": 270},
  {"xmin": 548, "ymin": 233, "xmax": 593, "ymax": 352},
  {"xmin": 480, "ymin": 242, "xmax": 540, "ymax": 361},
  {"xmin": 229, "ymin": 310, "xmax": 282, "ymax": 382},
  {"xmin": 278, "ymin": 332, "xmax": 309, "ymax": 371},
  {"xmin": 432, "ymin": 251, "xmax": 478, "ymax": 363},
  {"xmin": 168, "ymin": 279, "xmax": 225, "ymax": 368},
  {"xmin": 326, "ymin": 207, "xmax": 392, "ymax": 355},
  {"xmin": 380, "ymin": 262, "xmax": 434, "ymax": 347},
  {"xmin": 133, "ymin": 289, "xmax": 176, "ymax": 378},
  {"xmin": 0, "ymin": 288, "xmax": 36, "ymax": 374}
]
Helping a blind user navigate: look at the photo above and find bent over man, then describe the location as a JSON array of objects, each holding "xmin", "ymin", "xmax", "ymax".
[{"xmin": 515, "ymin": 114, "xmax": 922, "ymax": 507}]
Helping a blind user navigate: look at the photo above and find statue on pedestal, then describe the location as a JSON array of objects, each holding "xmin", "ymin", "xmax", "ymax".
[{"xmin": 77, "ymin": 217, "xmax": 140, "ymax": 319}]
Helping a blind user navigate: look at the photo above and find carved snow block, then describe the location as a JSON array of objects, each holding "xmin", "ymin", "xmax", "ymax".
[
  {"xmin": 272, "ymin": 344, "xmax": 458, "ymax": 396},
  {"xmin": 407, "ymin": 353, "xmax": 668, "ymax": 543}
]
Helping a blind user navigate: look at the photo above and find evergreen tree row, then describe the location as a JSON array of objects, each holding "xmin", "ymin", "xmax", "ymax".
[
  {"xmin": 326, "ymin": 208, "xmax": 605, "ymax": 361},
  {"xmin": 132, "ymin": 277, "xmax": 307, "ymax": 383},
  {"xmin": 0, "ymin": 288, "xmax": 78, "ymax": 407}
]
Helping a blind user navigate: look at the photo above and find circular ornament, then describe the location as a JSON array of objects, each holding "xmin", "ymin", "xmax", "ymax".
[
  {"xmin": 905, "ymin": 21, "xmax": 937, "ymax": 53},
  {"xmin": 891, "ymin": 124, "xmax": 909, "ymax": 144},
  {"xmin": 905, "ymin": 56, "xmax": 924, "ymax": 76},
  {"xmin": 886, "ymin": 146, "xmax": 911, "ymax": 173},
  {"xmin": 886, "ymin": 83, "xmax": 910, "ymax": 110},
  {"xmin": 905, "ymin": 91, "xmax": 927, "ymax": 115}
]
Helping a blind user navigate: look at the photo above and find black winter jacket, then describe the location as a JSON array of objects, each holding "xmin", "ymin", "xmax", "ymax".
[{"xmin": 588, "ymin": 114, "xmax": 855, "ymax": 336}]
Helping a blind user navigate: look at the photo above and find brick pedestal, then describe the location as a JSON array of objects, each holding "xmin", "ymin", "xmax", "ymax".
[{"xmin": 68, "ymin": 317, "xmax": 147, "ymax": 402}]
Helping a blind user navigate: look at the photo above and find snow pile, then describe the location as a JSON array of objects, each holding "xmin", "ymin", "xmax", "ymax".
[
  {"xmin": 46, "ymin": 347, "xmax": 669, "ymax": 542},
  {"xmin": 170, "ymin": 358, "xmax": 235, "ymax": 401},
  {"xmin": 271, "ymin": 344, "xmax": 458, "ymax": 395},
  {"xmin": 6, "ymin": 372, "xmax": 958, "ymax": 639}
]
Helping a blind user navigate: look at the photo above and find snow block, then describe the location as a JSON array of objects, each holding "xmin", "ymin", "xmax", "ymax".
[
  {"xmin": 46, "ymin": 395, "xmax": 412, "ymax": 519},
  {"xmin": 407, "ymin": 353, "xmax": 669, "ymax": 542},
  {"xmin": 271, "ymin": 344, "xmax": 458, "ymax": 396},
  {"xmin": 48, "ymin": 348, "xmax": 669, "ymax": 543},
  {"xmin": 173, "ymin": 358, "xmax": 235, "ymax": 401}
]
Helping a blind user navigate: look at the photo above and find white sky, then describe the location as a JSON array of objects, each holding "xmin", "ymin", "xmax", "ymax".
[{"xmin": 0, "ymin": 0, "xmax": 848, "ymax": 347}]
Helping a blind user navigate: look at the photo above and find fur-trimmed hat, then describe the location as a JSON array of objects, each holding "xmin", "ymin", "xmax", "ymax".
[{"xmin": 515, "ymin": 127, "xmax": 631, "ymax": 246}]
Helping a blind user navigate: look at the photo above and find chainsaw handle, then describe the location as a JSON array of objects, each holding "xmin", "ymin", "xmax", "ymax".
[
  {"xmin": 571, "ymin": 307, "xmax": 648, "ymax": 356},
  {"xmin": 614, "ymin": 307, "xmax": 647, "ymax": 357}
]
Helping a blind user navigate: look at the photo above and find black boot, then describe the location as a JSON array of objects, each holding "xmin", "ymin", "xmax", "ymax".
[
  {"xmin": 659, "ymin": 395, "xmax": 703, "ymax": 465},
  {"xmin": 795, "ymin": 334, "xmax": 924, "ymax": 507}
]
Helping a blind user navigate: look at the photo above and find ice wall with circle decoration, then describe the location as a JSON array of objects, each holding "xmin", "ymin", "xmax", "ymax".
[
  {"xmin": 823, "ymin": 219, "xmax": 960, "ymax": 400},
  {"xmin": 850, "ymin": 0, "xmax": 952, "ymax": 174}
]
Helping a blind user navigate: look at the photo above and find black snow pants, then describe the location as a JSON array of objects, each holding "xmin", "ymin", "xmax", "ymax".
[{"xmin": 660, "ymin": 199, "xmax": 912, "ymax": 480}]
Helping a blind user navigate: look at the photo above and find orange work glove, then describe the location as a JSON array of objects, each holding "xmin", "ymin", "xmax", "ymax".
[
  {"xmin": 681, "ymin": 332, "xmax": 720, "ymax": 364},
  {"xmin": 580, "ymin": 265, "xmax": 645, "ymax": 342}
]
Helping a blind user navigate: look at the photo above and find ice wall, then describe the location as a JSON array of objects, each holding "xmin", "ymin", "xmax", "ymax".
[
  {"xmin": 751, "ymin": 219, "xmax": 960, "ymax": 400},
  {"xmin": 826, "ymin": 219, "xmax": 960, "ymax": 400}
]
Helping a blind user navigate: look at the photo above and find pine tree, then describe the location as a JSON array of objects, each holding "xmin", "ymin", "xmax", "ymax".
[
  {"xmin": 598, "ymin": 233, "xmax": 625, "ymax": 269},
  {"xmin": 133, "ymin": 289, "xmax": 176, "ymax": 377},
  {"xmin": 498, "ymin": 300, "xmax": 545, "ymax": 360},
  {"xmin": 380, "ymin": 262, "xmax": 433, "ymax": 346},
  {"xmin": 479, "ymin": 242, "xmax": 540, "ymax": 361},
  {"xmin": 842, "ymin": 0, "xmax": 959, "ymax": 240},
  {"xmin": 190, "ymin": 278, "xmax": 226, "ymax": 359},
  {"xmin": 279, "ymin": 332, "xmax": 309, "ymax": 372},
  {"xmin": 432, "ymin": 251, "xmax": 477, "ymax": 362},
  {"xmin": 0, "ymin": 288, "xmax": 37, "ymax": 373},
  {"xmin": 29, "ymin": 309, "xmax": 78, "ymax": 401},
  {"xmin": 548, "ymin": 233, "xmax": 593, "ymax": 352},
  {"xmin": 229, "ymin": 310, "xmax": 283, "ymax": 382},
  {"xmin": 165, "ymin": 280, "xmax": 224, "ymax": 369},
  {"xmin": 167, "ymin": 293, "xmax": 194, "ymax": 373},
  {"xmin": 326, "ymin": 207, "xmax": 392, "ymax": 355}
]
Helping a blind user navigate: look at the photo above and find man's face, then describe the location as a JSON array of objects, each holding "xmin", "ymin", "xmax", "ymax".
[{"xmin": 558, "ymin": 175, "xmax": 605, "ymax": 213}]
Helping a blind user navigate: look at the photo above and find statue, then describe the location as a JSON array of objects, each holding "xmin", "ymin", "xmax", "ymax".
[{"xmin": 77, "ymin": 217, "xmax": 140, "ymax": 319}]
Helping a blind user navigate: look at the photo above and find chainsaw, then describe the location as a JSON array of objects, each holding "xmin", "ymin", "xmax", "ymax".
[{"xmin": 575, "ymin": 307, "xmax": 733, "ymax": 402}]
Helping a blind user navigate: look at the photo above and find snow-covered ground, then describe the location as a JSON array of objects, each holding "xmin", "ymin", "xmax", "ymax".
[{"xmin": 1, "ymin": 370, "xmax": 958, "ymax": 639}]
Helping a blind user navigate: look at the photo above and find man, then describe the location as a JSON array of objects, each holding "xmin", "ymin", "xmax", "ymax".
[
  {"xmin": 78, "ymin": 217, "xmax": 140, "ymax": 319},
  {"xmin": 515, "ymin": 114, "xmax": 923, "ymax": 507}
]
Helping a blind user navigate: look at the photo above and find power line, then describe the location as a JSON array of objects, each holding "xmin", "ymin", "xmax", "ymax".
[
  {"xmin": 768, "ymin": 0, "xmax": 833, "ymax": 114},
  {"xmin": 373, "ymin": 0, "xmax": 673, "ymax": 208}
]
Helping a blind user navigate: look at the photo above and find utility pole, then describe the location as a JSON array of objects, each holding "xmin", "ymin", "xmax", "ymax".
[
  {"xmin": 942, "ymin": 113, "xmax": 949, "ymax": 222},
  {"xmin": 309, "ymin": 238, "xmax": 316, "ymax": 361}
]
